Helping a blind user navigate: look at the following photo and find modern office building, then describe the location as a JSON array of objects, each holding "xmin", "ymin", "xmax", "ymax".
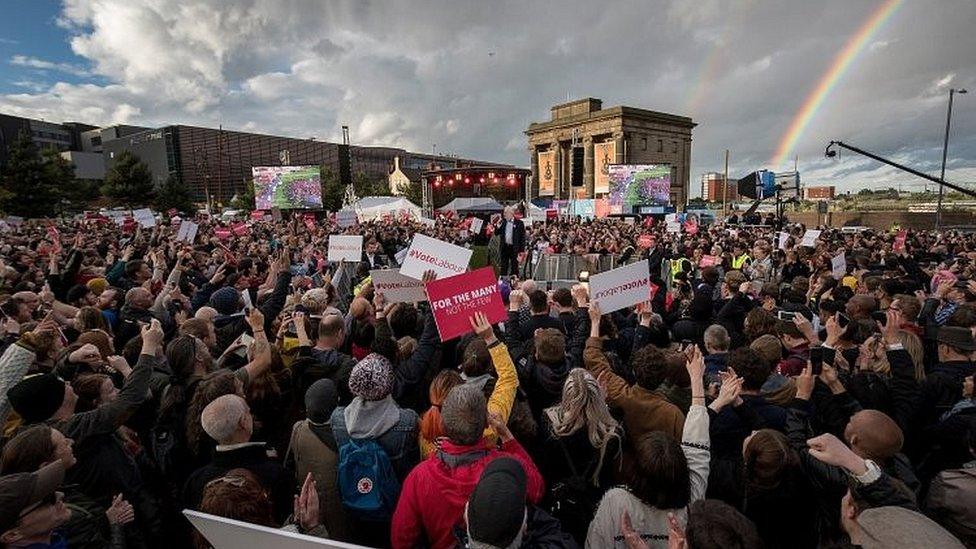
[
  {"xmin": 0, "ymin": 113, "xmax": 95, "ymax": 169},
  {"xmin": 101, "ymin": 124, "xmax": 512, "ymax": 205},
  {"xmin": 525, "ymin": 98, "xmax": 695, "ymax": 208}
]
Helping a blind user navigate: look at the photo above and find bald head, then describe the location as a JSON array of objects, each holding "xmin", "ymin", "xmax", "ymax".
[
  {"xmin": 194, "ymin": 306, "xmax": 218, "ymax": 323},
  {"xmin": 521, "ymin": 279, "xmax": 538, "ymax": 295},
  {"xmin": 349, "ymin": 297, "xmax": 372, "ymax": 320},
  {"xmin": 845, "ymin": 410, "xmax": 903, "ymax": 461},
  {"xmin": 201, "ymin": 394, "xmax": 251, "ymax": 445},
  {"xmin": 317, "ymin": 314, "xmax": 345, "ymax": 346}
]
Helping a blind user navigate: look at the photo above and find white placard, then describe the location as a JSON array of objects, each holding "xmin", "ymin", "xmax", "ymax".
[
  {"xmin": 184, "ymin": 510, "xmax": 366, "ymax": 549},
  {"xmin": 666, "ymin": 222, "xmax": 682, "ymax": 233},
  {"xmin": 328, "ymin": 235, "xmax": 363, "ymax": 262},
  {"xmin": 132, "ymin": 208, "xmax": 156, "ymax": 228},
  {"xmin": 470, "ymin": 217, "xmax": 484, "ymax": 235},
  {"xmin": 184, "ymin": 222, "xmax": 199, "ymax": 244},
  {"xmin": 624, "ymin": 217, "xmax": 636, "ymax": 226},
  {"xmin": 778, "ymin": 231, "xmax": 790, "ymax": 251},
  {"xmin": 394, "ymin": 247, "xmax": 408, "ymax": 266},
  {"xmin": 336, "ymin": 210, "xmax": 357, "ymax": 228},
  {"xmin": 459, "ymin": 230, "xmax": 469, "ymax": 240},
  {"xmin": 371, "ymin": 268, "xmax": 428, "ymax": 303},
  {"xmin": 831, "ymin": 252, "xmax": 847, "ymax": 279},
  {"xmin": 588, "ymin": 259, "xmax": 653, "ymax": 314},
  {"xmin": 399, "ymin": 233, "xmax": 472, "ymax": 280},
  {"xmin": 801, "ymin": 229, "xmax": 821, "ymax": 247},
  {"xmin": 420, "ymin": 217, "xmax": 436, "ymax": 228},
  {"xmin": 176, "ymin": 222, "xmax": 190, "ymax": 242}
]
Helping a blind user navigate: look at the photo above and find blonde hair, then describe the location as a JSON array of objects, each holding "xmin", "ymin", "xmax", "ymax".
[
  {"xmin": 546, "ymin": 368, "xmax": 621, "ymax": 483},
  {"xmin": 897, "ymin": 330, "xmax": 925, "ymax": 382},
  {"xmin": 859, "ymin": 335, "xmax": 890, "ymax": 375}
]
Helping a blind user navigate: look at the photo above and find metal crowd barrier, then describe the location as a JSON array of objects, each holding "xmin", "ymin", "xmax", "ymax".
[{"xmin": 528, "ymin": 253, "xmax": 642, "ymax": 280}]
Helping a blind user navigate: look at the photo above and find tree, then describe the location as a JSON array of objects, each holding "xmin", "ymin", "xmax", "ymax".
[
  {"xmin": 229, "ymin": 180, "xmax": 255, "ymax": 211},
  {"xmin": 102, "ymin": 150, "xmax": 154, "ymax": 207},
  {"xmin": 45, "ymin": 149, "xmax": 101, "ymax": 212},
  {"xmin": 353, "ymin": 172, "xmax": 391, "ymax": 198},
  {"xmin": 320, "ymin": 167, "xmax": 345, "ymax": 212},
  {"xmin": 0, "ymin": 130, "xmax": 61, "ymax": 217},
  {"xmin": 154, "ymin": 174, "xmax": 195, "ymax": 213},
  {"xmin": 397, "ymin": 180, "xmax": 424, "ymax": 208}
]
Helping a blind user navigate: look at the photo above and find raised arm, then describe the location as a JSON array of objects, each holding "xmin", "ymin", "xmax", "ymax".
[
  {"xmin": 239, "ymin": 307, "xmax": 272, "ymax": 385},
  {"xmin": 582, "ymin": 302, "xmax": 628, "ymax": 405},
  {"xmin": 470, "ymin": 312, "xmax": 519, "ymax": 429},
  {"xmin": 683, "ymin": 345, "xmax": 711, "ymax": 502}
]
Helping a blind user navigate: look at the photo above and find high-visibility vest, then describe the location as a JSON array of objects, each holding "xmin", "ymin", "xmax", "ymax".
[
  {"xmin": 731, "ymin": 253, "xmax": 751, "ymax": 270},
  {"xmin": 669, "ymin": 258, "xmax": 689, "ymax": 282}
]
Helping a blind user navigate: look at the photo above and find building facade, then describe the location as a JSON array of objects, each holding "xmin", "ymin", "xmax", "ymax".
[
  {"xmin": 805, "ymin": 186, "xmax": 836, "ymax": 200},
  {"xmin": 700, "ymin": 172, "xmax": 738, "ymax": 202},
  {"xmin": 0, "ymin": 114, "xmax": 94, "ymax": 169},
  {"xmin": 525, "ymin": 98, "xmax": 695, "ymax": 208}
]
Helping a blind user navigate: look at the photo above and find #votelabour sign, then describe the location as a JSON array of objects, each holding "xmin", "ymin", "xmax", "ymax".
[
  {"xmin": 371, "ymin": 268, "xmax": 427, "ymax": 303},
  {"xmin": 399, "ymin": 233, "xmax": 472, "ymax": 280},
  {"xmin": 588, "ymin": 259, "xmax": 653, "ymax": 314},
  {"xmin": 425, "ymin": 266, "xmax": 506, "ymax": 341},
  {"xmin": 328, "ymin": 235, "xmax": 363, "ymax": 262}
]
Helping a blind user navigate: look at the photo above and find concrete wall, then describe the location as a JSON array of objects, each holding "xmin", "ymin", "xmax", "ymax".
[{"xmin": 786, "ymin": 210, "xmax": 976, "ymax": 229}]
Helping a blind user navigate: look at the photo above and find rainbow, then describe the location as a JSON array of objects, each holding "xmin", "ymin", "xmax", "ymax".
[{"xmin": 769, "ymin": 0, "xmax": 903, "ymax": 169}]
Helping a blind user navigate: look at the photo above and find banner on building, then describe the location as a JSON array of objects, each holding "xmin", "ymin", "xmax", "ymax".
[
  {"xmin": 538, "ymin": 151, "xmax": 556, "ymax": 197},
  {"xmin": 593, "ymin": 141, "xmax": 615, "ymax": 194}
]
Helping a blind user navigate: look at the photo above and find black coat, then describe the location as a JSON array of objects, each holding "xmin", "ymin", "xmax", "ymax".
[
  {"xmin": 498, "ymin": 218, "xmax": 526, "ymax": 251},
  {"xmin": 183, "ymin": 443, "xmax": 293, "ymax": 522}
]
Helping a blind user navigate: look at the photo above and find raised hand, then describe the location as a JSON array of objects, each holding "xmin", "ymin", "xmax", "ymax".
[
  {"xmin": 105, "ymin": 494, "xmax": 135, "ymax": 525},
  {"xmin": 487, "ymin": 411, "xmax": 514, "ymax": 443},
  {"xmin": 795, "ymin": 361, "xmax": 816, "ymax": 401},
  {"xmin": 806, "ymin": 433, "xmax": 866, "ymax": 474},
  {"xmin": 293, "ymin": 472, "xmax": 320, "ymax": 533},
  {"xmin": 469, "ymin": 312, "xmax": 497, "ymax": 344}
]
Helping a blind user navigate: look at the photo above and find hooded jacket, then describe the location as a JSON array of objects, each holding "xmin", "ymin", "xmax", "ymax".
[{"xmin": 391, "ymin": 438, "xmax": 545, "ymax": 549}]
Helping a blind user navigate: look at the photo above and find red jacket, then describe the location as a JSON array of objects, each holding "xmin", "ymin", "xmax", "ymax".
[{"xmin": 390, "ymin": 438, "xmax": 544, "ymax": 549}]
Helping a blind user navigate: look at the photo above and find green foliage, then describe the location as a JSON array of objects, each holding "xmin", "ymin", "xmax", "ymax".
[
  {"xmin": 0, "ymin": 131, "xmax": 63, "ymax": 217},
  {"xmin": 229, "ymin": 180, "xmax": 255, "ymax": 211},
  {"xmin": 154, "ymin": 174, "xmax": 195, "ymax": 213},
  {"xmin": 320, "ymin": 167, "xmax": 345, "ymax": 212},
  {"xmin": 397, "ymin": 180, "xmax": 424, "ymax": 208},
  {"xmin": 102, "ymin": 150, "xmax": 155, "ymax": 207},
  {"xmin": 353, "ymin": 172, "xmax": 391, "ymax": 198}
]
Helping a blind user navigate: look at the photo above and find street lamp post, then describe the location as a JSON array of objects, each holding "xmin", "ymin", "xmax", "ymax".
[{"xmin": 936, "ymin": 88, "xmax": 967, "ymax": 229}]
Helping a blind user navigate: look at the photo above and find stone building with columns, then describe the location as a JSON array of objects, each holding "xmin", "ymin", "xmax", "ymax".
[{"xmin": 525, "ymin": 98, "xmax": 695, "ymax": 209}]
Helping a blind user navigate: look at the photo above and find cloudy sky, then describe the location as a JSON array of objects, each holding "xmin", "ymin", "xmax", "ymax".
[{"xmin": 1, "ymin": 0, "xmax": 974, "ymax": 195}]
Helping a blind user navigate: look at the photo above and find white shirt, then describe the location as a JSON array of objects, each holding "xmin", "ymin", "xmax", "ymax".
[{"xmin": 505, "ymin": 220, "xmax": 514, "ymax": 245}]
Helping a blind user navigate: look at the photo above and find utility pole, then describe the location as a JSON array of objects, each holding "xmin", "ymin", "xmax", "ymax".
[
  {"xmin": 936, "ymin": 88, "xmax": 967, "ymax": 229},
  {"xmin": 722, "ymin": 149, "xmax": 730, "ymax": 217}
]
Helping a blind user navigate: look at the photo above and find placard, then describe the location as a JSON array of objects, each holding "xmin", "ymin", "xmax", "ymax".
[
  {"xmin": 778, "ymin": 231, "xmax": 790, "ymax": 251},
  {"xmin": 831, "ymin": 252, "xmax": 847, "ymax": 280},
  {"xmin": 184, "ymin": 510, "xmax": 366, "ymax": 549},
  {"xmin": 588, "ymin": 259, "xmax": 654, "ymax": 314},
  {"xmin": 132, "ymin": 208, "xmax": 156, "ymax": 228},
  {"xmin": 394, "ymin": 247, "xmax": 408, "ymax": 266},
  {"xmin": 184, "ymin": 222, "xmax": 199, "ymax": 244},
  {"xmin": 425, "ymin": 266, "xmax": 506, "ymax": 341},
  {"xmin": 470, "ymin": 217, "xmax": 484, "ymax": 235},
  {"xmin": 371, "ymin": 269, "xmax": 427, "ymax": 303},
  {"xmin": 214, "ymin": 228, "xmax": 232, "ymax": 240},
  {"xmin": 699, "ymin": 255, "xmax": 718, "ymax": 267},
  {"xmin": 328, "ymin": 235, "xmax": 363, "ymax": 262},
  {"xmin": 893, "ymin": 230, "xmax": 907, "ymax": 253},
  {"xmin": 399, "ymin": 233, "xmax": 472, "ymax": 280},
  {"xmin": 800, "ymin": 229, "xmax": 821, "ymax": 247},
  {"xmin": 666, "ymin": 222, "xmax": 682, "ymax": 233},
  {"xmin": 638, "ymin": 234, "xmax": 654, "ymax": 249},
  {"xmin": 336, "ymin": 210, "xmax": 357, "ymax": 228},
  {"xmin": 419, "ymin": 217, "xmax": 436, "ymax": 228}
]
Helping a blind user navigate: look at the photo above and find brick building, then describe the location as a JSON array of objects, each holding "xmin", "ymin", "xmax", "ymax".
[
  {"xmin": 805, "ymin": 186, "xmax": 836, "ymax": 200},
  {"xmin": 525, "ymin": 98, "xmax": 695, "ymax": 209},
  {"xmin": 700, "ymin": 172, "xmax": 738, "ymax": 202}
]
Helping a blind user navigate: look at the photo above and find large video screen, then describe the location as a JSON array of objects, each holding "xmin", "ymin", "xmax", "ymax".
[
  {"xmin": 252, "ymin": 165, "xmax": 322, "ymax": 210},
  {"xmin": 607, "ymin": 164, "xmax": 672, "ymax": 209}
]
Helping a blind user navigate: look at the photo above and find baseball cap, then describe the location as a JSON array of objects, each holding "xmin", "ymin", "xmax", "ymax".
[
  {"xmin": 0, "ymin": 461, "xmax": 65, "ymax": 533},
  {"xmin": 466, "ymin": 457, "xmax": 527, "ymax": 547}
]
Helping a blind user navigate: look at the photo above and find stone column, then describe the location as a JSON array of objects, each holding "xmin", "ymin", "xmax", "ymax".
[{"xmin": 529, "ymin": 144, "xmax": 539, "ymax": 200}]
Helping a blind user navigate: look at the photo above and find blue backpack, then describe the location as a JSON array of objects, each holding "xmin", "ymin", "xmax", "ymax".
[{"xmin": 337, "ymin": 438, "xmax": 400, "ymax": 520}]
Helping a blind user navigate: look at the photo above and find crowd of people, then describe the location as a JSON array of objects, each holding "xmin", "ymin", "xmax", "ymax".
[{"xmin": 0, "ymin": 208, "xmax": 973, "ymax": 549}]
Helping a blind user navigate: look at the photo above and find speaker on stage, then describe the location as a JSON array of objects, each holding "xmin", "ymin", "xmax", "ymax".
[
  {"xmin": 337, "ymin": 143, "xmax": 351, "ymax": 187},
  {"xmin": 571, "ymin": 146, "xmax": 584, "ymax": 187}
]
